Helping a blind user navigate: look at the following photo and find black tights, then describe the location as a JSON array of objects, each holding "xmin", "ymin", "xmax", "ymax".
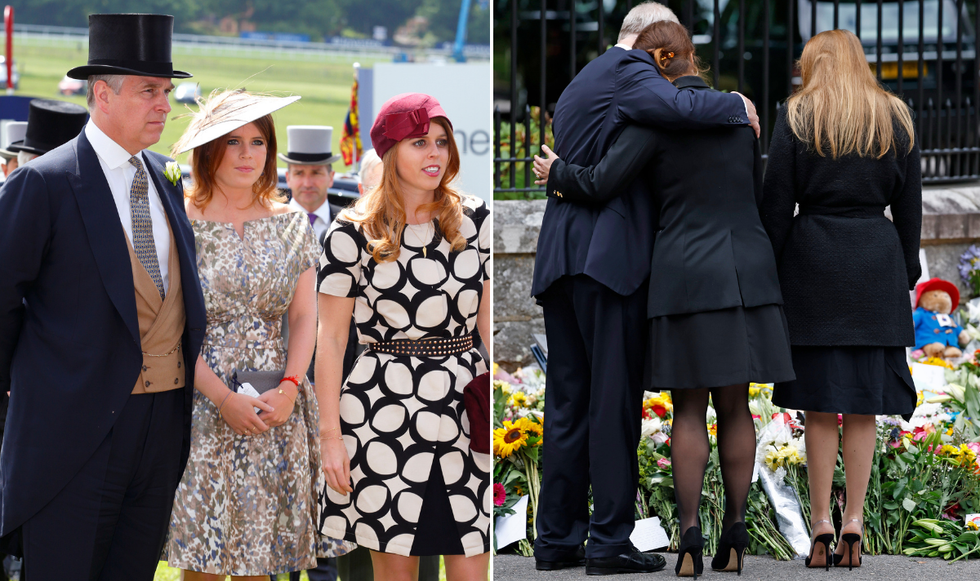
[{"xmin": 669, "ymin": 384, "xmax": 755, "ymax": 533}]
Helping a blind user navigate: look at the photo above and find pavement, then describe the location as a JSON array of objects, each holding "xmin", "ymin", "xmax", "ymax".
[{"xmin": 493, "ymin": 553, "xmax": 978, "ymax": 580}]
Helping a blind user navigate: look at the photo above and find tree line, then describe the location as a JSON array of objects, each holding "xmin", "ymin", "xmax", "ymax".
[{"xmin": 7, "ymin": 0, "xmax": 490, "ymax": 45}]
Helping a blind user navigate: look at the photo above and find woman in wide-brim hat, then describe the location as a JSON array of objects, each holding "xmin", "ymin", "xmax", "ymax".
[
  {"xmin": 165, "ymin": 89, "xmax": 351, "ymax": 578},
  {"xmin": 315, "ymin": 93, "xmax": 491, "ymax": 580}
]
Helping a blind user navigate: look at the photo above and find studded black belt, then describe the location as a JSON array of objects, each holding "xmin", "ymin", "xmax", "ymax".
[{"xmin": 368, "ymin": 335, "xmax": 474, "ymax": 357}]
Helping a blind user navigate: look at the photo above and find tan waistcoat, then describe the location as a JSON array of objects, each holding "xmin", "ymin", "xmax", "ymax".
[{"xmin": 128, "ymin": 218, "xmax": 186, "ymax": 394}]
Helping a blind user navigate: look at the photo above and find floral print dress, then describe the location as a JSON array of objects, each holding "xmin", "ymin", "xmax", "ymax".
[
  {"xmin": 316, "ymin": 196, "xmax": 491, "ymax": 557},
  {"xmin": 167, "ymin": 211, "xmax": 350, "ymax": 575}
]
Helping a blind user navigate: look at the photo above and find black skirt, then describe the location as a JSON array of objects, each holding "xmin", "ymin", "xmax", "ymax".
[
  {"xmin": 645, "ymin": 304, "xmax": 796, "ymax": 389},
  {"xmin": 772, "ymin": 346, "xmax": 916, "ymax": 420},
  {"xmin": 409, "ymin": 456, "xmax": 466, "ymax": 556}
]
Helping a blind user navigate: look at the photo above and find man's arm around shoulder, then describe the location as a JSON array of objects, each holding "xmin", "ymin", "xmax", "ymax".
[{"xmin": 617, "ymin": 50, "xmax": 759, "ymax": 135}]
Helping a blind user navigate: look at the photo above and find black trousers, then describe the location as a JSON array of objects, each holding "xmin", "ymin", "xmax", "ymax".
[
  {"xmin": 534, "ymin": 275, "xmax": 648, "ymax": 560},
  {"xmin": 22, "ymin": 389, "xmax": 184, "ymax": 581}
]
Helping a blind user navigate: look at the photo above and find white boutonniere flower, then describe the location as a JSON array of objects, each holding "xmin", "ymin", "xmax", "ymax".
[{"xmin": 165, "ymin": 161, "xmax": 181, "ymax": 186}]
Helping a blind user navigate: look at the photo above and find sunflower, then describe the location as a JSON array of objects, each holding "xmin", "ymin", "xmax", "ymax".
[
  {"xmin": 493, "ymin": 420, "xmax": 528, "ymax": 458},
  {"xmin": 517, "ymin": 415, "xmax": 544, "ymax": 443}
]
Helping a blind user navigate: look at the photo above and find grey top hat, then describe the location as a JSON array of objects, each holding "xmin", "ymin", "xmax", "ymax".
[
  {"xmin": 0, "ymin": 121, "xmax": 27, "ymax": 161},
  {"xmin": 278, "ymin": 126, "xmax": 341, "ymax": 165}
]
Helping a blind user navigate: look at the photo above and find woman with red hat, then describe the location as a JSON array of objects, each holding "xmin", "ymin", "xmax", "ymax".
[
  {"xmin": 315, "ymin": 93, "xmax": 491, "ymax": 580},
  {"xmin": 760, "ymin": 30, "xmax": 921, "ymax": 570}
]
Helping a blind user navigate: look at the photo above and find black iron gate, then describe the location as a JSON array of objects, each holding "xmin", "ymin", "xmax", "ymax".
[{"xmin": 493, "ymin": 0, "xmax": 980, "ymax": 198}]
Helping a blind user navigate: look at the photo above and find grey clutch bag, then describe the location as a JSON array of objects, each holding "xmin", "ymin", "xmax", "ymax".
[{"xmin": 231, "ymin": 368, "xmax": 285, "ymax": 395}]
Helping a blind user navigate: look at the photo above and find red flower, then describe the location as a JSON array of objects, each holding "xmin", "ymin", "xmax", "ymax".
[
  {"xmin": 652, "ymin": 404, "xmax": 667, "ymax": 418},
  {"xmin": 493, "ymin": 483, "xmax": 506, "ymax": 507}
]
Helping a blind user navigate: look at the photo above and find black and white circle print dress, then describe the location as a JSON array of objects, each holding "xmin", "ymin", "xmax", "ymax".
[{"xmin": 316, "ymin": 195, "xmax": 491, "ymax": 557}]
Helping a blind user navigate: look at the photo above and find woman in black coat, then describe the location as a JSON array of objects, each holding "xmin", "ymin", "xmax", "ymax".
[
  {"xmin": 760, "ymin": 29, "xmax": 921, "ymax": 570},
  {"xmin": 534, "ymin": 20, "xmax": 795, "ymax": 578}
]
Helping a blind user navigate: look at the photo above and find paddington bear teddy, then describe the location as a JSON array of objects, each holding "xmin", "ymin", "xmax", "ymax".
[{"xmin": 913, "ymin": 278, "xmax": 970, "ymax": 359}]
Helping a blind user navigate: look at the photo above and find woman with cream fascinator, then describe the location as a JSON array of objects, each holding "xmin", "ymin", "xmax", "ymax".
[{"xmin": 165, "ymin": 89, "xmax": 352, "ymax": 579}]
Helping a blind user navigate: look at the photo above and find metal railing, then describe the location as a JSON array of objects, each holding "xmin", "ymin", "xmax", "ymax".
[{"xmin": 494, "ymin": 0, "xmax": 980, "ymax": 197}]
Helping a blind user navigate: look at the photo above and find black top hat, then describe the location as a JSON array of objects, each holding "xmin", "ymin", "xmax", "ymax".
[
  {"xmin": 9, "ymin": 99, "xmax": 89, "ymax": 156},
  {"xmin": 66, "ymin": 14, "xmax": 192, "ymax": 80}
]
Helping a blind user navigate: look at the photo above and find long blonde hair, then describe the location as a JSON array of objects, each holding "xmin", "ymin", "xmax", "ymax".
[
  {"xmin": 345, "ymin": 117, "xmax": 466, "ymax": 263},
  {"xmin": 786, "ymin": 29, "xmax": 914, "ymax": 159}
]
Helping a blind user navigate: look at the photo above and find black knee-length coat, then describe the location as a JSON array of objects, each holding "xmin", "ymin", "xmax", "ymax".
[{"xmin": 759, "ymin": 107, "xmax": 922, "ymax": 347}]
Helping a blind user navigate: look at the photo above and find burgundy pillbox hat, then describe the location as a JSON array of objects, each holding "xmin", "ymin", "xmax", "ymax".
[{"xmin": 370, "ymin": 93, "xmax": 452, "ymax": 159}]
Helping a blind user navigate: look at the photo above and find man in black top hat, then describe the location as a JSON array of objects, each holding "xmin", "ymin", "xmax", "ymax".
[
  {"xmin": 8, "ymin": 99, "xmax": 89, "ymax": 165},
  {"xmin": 0, "ymin": 14, "xmax": 206, "ymax": 581}
]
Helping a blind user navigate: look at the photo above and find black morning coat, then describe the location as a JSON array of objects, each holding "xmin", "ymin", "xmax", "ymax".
[
  {"xmin": 760, "ymin": 107, "xmax": 922, "ymax": 346},
  {"xmin": 0, "ymin": 130, "xmax": 207, "ymax": 538},
  {"xmin": 531, "ymin": 48, "xmax": 750, "ymax": 299},
  {"xmin": 546, "ymin": 75, "xmax": 784, "ymax": 318}
]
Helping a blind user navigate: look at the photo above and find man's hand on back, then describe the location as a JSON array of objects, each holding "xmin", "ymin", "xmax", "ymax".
[{"xmin": 734, "ymin": 92, "xmax": 760, "ymax": 138}]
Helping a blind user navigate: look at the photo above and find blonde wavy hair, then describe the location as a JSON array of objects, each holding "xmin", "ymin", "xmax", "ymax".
[
  {"xmin": 172, "ymin": 89, "xmax": 284, "ymax": 211},
  {"xmin": 344, "ymin": 117, "xmax": 465, "ymax": 263},
  {"xmin": 787, "ymin": 29, "xmax": 914, "ymax": 159}
]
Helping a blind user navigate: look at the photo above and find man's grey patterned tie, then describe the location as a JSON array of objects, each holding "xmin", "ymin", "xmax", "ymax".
[{"xmin": 129, "ymin": 156, "xmax": 165, "ymax": 299}]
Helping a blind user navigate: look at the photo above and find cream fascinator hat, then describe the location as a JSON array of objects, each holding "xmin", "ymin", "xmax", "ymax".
[{"xmin": 171, "ymin": 89, "xmax": 300, "ymax": 155}]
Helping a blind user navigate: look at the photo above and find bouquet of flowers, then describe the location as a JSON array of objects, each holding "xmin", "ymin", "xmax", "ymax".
[{"xmin": 492, "ymin": 364, "xmax": 545, "ymax": 555}]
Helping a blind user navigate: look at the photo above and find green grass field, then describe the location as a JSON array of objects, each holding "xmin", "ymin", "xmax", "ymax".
[{"xmin": 8, "ymin": 37, "xmax": 384, "ymax": 170}]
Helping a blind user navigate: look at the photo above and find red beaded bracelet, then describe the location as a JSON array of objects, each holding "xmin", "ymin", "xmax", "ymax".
[{"xmin": 281, "ymin": 375, "xmax": 301, "ymax": 388}]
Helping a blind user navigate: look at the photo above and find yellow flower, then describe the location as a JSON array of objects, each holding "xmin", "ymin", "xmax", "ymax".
[
  {"xmin": 916, "ymin": 390, "xmax": 924, "ymax": 407},
  {"xmin": 643, "ymin": 392, "xmax": 673, "ymax": 416},
  {"xmin": 509, "ymin": 392, "xmax": 528, "ymax": 408},
  {"xmin": 493, "ymin": 380, "xmax": 512, "ymax": 396},
  {"xmin": 922, "ymin": 357, "xmax": 954, "ymax": 370},
  {"xmin": 517, "ymin": 415, "xmax": 543, "ymax": 442},
  {"xmin": 493, "ymin": 420, "xmax": 528, "ymax": 458},
  {"xmin": 939, "ymin": 444, "xmax": 960, "ymax": 457},
  {"xmin": 493, "ymin": 362, "xmax": 500, "ymax": 376},
  {"xmin": 967, "ymin": 521, "xmax": 979, "ymax": 531},
  {"xmin": 708, "ymin": 423, "xmax": 718, "ymax": 437},
  {"xmin": 748, "ymin": 385, "xmax": 761, "ymax": 397}
]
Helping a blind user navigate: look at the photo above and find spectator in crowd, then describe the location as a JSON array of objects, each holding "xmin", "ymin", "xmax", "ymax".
[
  {"xmin": 282, "ymin": 125, "xmax": 347, "ymax": 241},
  {"xmin": 0, "ymin": 122, "xmax": 26, "ymax": 178},
  {"xmin": 356, "ymin": 147, "xmax": 382, "ymax": 196},
  {"xmin": 7, "ymin": 99, "xmax": 88, "ymax": 166}
]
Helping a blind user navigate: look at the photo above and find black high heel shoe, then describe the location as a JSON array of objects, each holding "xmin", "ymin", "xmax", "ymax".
[
  {"xmin": 805, "ymin": 519, "xmax": 835, "ymax": 570},
  {"xmin": 711, "ymin": 521, "xmax": 749, "ymax": 575},
  {"xmin": 833, "ymin": 519, "xmax": 863, "ymax": 570},
  {"xmin": 675, "ymin": 527, "xmax": 705, "ymax": 579}
]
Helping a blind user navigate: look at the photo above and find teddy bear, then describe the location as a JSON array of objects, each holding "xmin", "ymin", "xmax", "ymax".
[{"xmin": 913, "ymin": 278, "xmax": 970, "ymax": 359}]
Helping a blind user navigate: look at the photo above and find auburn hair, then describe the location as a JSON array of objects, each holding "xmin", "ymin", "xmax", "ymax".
[
  {"xmin": 634, "ymin": 20, "xmax": 707, "ymax": 81},
  {"xmin": 173, "ymin": 89, "xmax": 284, "ymax": 210},
  {"xmin": 344, "ymin": 117, "xmax": 466, "ymax": 263},
  {"xmin": 787, "ymin": 29, "xmax": 915, "ymax": 159}
]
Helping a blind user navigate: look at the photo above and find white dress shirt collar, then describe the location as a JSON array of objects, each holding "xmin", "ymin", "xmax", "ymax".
[
  {"xmin": 85, "ymin": 120, "xmax": 142, "ymax": 169},
  {"xmin": 288, "ymin": 197, "xmax": 332, "ymax": 222}
]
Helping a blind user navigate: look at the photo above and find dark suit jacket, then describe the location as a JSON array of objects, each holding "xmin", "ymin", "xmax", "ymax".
[
  {"xmin": 548, "ymin": 76, "xmax": 783, "ymax": 318},
  {"xmin": 531, "ymin": 48, "xmax": 750, "ymax": 298},
  {"xmin": 0, "ymin": 130, "xmax": 206, "ymax": 536}
]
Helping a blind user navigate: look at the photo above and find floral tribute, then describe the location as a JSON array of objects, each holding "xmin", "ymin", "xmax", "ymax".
[{"xmin": 492, "ymin": 358, "xmax": 980, "ymax": 561}]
